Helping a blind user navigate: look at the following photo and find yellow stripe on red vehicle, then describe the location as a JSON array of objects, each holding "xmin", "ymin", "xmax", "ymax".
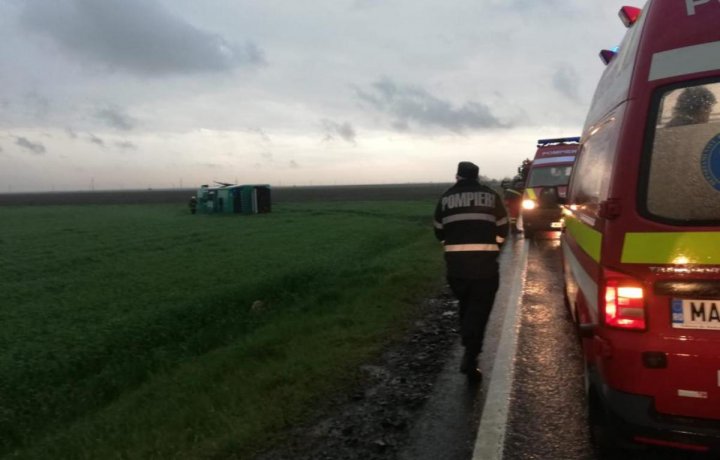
[
  {"xmin": 621, "ymin": 232, "xmax": 720, "ymax": 265},
  {"xmin": 525, "ymin": 188, "xmax": 538, "ymax": 200},
  {"xmin": 564, "ymin": 214, "xmax": 602, "ymax": 262}
]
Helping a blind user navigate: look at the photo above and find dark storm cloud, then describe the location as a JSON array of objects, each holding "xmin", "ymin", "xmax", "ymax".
[
  {"xmin": 552, "ymin": 65, "xmax": 580, "ymax": 102},
  {"xmin": 16, "ymin": 137, "xmax": 46, "ymax": 154},
  {"xmin": 322, "ymin": 119, "xmax": 357, "ymax": 144},
  {"xmin": 96, "ymin": 107, "xmax": 134, "ymax": 131},
  {"xmin": 249, "ymin": 127, "xmax": 271, "ymax": 143},
  {"xmin": 115, "ymin": 140, "xmax": 137, "ymax": 150},
  {"xmin": 20, "ymin": 0, "xmax": 265, "ymax": 75},
  {"xmin": 88, "ymin": 134, "xmax": 104, "ymax": 146},
  {"xmin": 357, "ymin": 78, "xmax": 507, "ymax": 133}
]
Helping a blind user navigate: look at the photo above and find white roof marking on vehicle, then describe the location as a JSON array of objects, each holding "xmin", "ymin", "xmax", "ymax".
[
  {"xmin": 649, "ymin": 40, "xmax": 720, "ymax": 81},
  {"xmin": 532, "ymin": 156, "xmax": 576, "ymax": 166}
]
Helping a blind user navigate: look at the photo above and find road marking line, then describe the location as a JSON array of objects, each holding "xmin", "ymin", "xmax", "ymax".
[{"xmin": 472, "ymin": 238, "xmax": 529, "ymax": 460}]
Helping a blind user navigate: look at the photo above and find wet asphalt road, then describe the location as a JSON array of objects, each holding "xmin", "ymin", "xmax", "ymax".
[
  {"xmin": 503, "ymin": 234, "xmax": 716, "ymax": 460},
  {"xmin": 503, "ymin": 235, "xmax": 594, "ymax": 460},
  {"xmin": 398, "ymin": 235, "xmax": 526, "ymax": 460},
  {"xmin": 401, "ymin": 232, "xmax": 717, "ymax": 460}
]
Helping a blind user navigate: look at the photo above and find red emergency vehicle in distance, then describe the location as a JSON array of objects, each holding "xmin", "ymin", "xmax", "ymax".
[
  {"xmin": 562, "ymin": 1, "xmax": 720, "ymax": 454},
  {"xmin": 519, "ymin": 137, "xmax": 579, "ymax": 238}
]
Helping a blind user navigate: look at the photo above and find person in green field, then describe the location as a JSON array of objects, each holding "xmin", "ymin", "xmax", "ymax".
[
  {"xmin": 189, "ymin": 196, "xmax": 197, "ymax": 214},
  {"xmin": 433, "ymin": 161, "xmax": 509, "ymax": 381}
]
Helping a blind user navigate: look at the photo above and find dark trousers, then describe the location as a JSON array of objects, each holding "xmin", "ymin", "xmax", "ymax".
[{"xmin": 447, "ymin": 275, "xmax": 499, "ymax": 356}]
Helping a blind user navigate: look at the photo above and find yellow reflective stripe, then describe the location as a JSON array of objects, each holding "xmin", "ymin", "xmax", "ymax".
[
  {"xmin": 621, "ymin": 232, "xmax": 720, "ymax": 265},
  {"xmin": 444, "ymin": 244, "xmax": 500, "ymax": 252},
  {"xmin": 526, "ymin": 188, "xmax": 538, "ymax": 200},
  {"xmin": 565, "ymin": 214, "xmax": 602, "ymax": 262}
]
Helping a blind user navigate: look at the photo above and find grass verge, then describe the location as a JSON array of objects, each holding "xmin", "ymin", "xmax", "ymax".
[{"xmin": 0, "ymin": 201, "xmax": 444, "ymax": 459}]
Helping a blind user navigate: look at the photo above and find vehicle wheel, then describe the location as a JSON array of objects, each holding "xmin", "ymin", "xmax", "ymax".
[{"xmin": 588, "ymin": 387, "xmax": 622, "ymax": 459}]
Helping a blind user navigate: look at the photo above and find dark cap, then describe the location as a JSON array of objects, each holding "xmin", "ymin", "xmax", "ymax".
[{"xmin": 456, "ymin": 161, "xmax": 479, "ymax": 179}]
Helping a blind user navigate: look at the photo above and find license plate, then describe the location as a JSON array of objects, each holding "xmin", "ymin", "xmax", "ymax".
[
  {"xmin": 551, "ymin": 221, "xmax": 563, "ymax": 228},
  {"xmin": 672, "ymin": 299, "xmax": 720, "ymax": 330}
]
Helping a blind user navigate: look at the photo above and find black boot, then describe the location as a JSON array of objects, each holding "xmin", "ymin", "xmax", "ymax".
[{"xmin": 460, "ymin": 350, "xmax": 482, "ymax": 381}]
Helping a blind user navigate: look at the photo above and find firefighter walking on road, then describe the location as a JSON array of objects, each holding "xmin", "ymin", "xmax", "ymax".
[
  {"xmin": 502, "ymin": 177, "xmax": 524, "ymax": 234},
  {"xmin": 433, "ymin": 161, "xmax": 509, "ymax": 381}
]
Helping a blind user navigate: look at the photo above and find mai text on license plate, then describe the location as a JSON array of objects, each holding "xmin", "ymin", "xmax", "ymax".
[{"xmin": 672, "ymin": 299, "xmax": 720, "ymax": 329}]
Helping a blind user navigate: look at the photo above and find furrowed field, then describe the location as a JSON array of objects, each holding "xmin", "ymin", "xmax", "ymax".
[{"xmin": 0, "ymin": 200, "xmax": 444, "ymax": 459}]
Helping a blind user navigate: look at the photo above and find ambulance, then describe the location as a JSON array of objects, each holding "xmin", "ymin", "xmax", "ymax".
[
  {"xmin": 519, "ymin": 137, "xmax": 579, "ymax": 238},
  {"xmin": 561, "ymin": 1, "xmax": 720, "ymax": 453}
]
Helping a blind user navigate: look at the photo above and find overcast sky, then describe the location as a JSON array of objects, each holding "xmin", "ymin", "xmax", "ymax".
[{"xmin": 0, "ymin": 0, "xmax": 643, "ymax": 192}]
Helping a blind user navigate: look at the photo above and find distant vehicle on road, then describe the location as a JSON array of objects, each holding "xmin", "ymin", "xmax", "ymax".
[
  {"xmin": 519, "ymin": 137, "xmax": 579, "ymax": 238},
  {"xmin": 501, "ymin": 171, "xmax": 527, "ymax": 234},
  {"xmin": 561, "ymin": 2, "xmax": 720, "ymax": 455}
]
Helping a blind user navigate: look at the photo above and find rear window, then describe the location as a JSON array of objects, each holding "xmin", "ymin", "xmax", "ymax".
[
  {"xmin": 527, "ymin": 165, "xmax": 572, "ymax": 187},
  {"xmin": 644, "ymin": 80, "xmax": 720, "ymax": 223}
]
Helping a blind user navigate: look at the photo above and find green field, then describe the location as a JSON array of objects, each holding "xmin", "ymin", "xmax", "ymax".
[{"xmin": 0, "ymin": 200, "xmax": 444, "ymax": 459}]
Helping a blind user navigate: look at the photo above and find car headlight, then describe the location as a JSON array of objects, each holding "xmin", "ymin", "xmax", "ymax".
[{"xmin": 522, "ymin": 199, "xmax": 537, "ymax": 210}]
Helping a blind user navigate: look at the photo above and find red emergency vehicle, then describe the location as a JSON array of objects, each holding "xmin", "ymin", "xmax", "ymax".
[
  {"xmin": 519, "ymin": 137, "xmax": 579, "ymax": 238},
  {"xmin": 562, "ymin": 1, "xmax": 720, "ymax": 454}
]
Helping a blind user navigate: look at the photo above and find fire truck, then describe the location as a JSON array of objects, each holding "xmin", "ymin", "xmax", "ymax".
[{"xmin": 519, "ymin": 137, "xmax": 579, "ymax": 238}]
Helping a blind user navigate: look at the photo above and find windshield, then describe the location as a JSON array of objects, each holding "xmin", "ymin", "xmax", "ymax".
[
  {"xmin": 527, "ymin": 165, "xmax": 573, "ymax": 187},
  {"xmin": 645, "ymin": 81, "xmax": 720, "ymax": 223}
]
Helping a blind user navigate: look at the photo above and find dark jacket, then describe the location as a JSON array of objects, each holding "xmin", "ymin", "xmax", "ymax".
[{"xmin": 433, "ymin": 179, "xmax": 509, "ymax": 279}]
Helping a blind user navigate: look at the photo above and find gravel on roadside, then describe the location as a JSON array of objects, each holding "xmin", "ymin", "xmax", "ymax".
[{"xmin": 252, "ymin": 290, "xmax": 460, "ymax": 460}]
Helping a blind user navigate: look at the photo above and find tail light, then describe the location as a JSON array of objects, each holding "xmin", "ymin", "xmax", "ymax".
[{"xmin": 603, "ymin": 279, "xmax": 646, "ymax": 330}]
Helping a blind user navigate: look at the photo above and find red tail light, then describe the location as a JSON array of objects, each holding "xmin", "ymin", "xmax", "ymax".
[{"xmin": 603, "ymin": 279, "xmax": 646, "ymax": 330}]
